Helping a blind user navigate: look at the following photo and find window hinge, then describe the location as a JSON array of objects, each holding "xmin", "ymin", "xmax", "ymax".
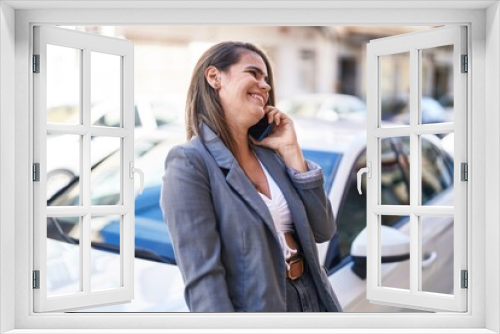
[
  {"xmin": 33, "ymin": 54, "xmax": 40, "ymax": 73},
  {"xmin": 33, "ymin": 163, "xmax": 40, "ymax": 182},
  {"xmin": 461, "ymin": 54, "xmax": 468, "ymax": 73},
  {"xmin": 461, "ymin": 163, "xmax": 468, "ymax": 181},
  {"xmin": 461, "ymin": 270, "xmax": 468, "ymax": 289},
  {"xmin": 33, "ymin": 270, "xmax": 40, "ymax": 289}
]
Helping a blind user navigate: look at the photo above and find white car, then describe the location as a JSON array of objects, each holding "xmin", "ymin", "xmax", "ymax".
[
  {"xmin": 278, "ymin": 93, "xmax": 367, "ymax": 122},
  {"xmin": 46, "ymin": 118, "xmax": 455, "ymax": 312},
  {"xmin": 46, "ymin": 96, "xmax": 184, "ymax": 199}
]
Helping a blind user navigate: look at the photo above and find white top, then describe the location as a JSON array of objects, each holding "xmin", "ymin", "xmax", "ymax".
[{"xmin": 257, "ymin": 160, "xmax": 297, "ymax": 269}]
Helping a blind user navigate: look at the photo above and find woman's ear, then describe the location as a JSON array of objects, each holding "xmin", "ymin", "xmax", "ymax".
[{"xmin": 205, "ymin": 66, "xmax": 221, "ymax": 90}]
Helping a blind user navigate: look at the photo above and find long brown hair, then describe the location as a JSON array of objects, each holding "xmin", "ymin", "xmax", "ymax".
[{"xmin": 185, "ymin": 41, "xmax": 276, "ymax": 155}]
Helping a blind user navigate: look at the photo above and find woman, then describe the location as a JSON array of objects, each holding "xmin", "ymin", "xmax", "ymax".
[{"xmin": 160, "ymin": 41, "xmax": 342, "ymax": 312}]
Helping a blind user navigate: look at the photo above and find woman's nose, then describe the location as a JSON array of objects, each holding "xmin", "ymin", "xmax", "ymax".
[{"xmin": 259, "ymin": 80, "xmax": 271, "ymax": 92}]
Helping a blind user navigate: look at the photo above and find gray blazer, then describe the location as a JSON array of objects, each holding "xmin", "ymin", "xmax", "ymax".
[{"xmin": 160, "ymin": 123, "xmax": 342, "ymax": 312}]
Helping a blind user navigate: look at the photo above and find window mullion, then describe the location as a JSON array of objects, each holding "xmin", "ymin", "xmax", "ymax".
[
  {"xmin": 122, "ymin": 51, "xmax": 134, "ymax": 292},
  {"xmin": 413, "ymin": 123, "xmax": 454, "ymax": 135},
  {"xmin": 82, "ymin": 47, "xmax": 91, "ymax": 207},
  {"xmin": 45, "ymin": 124, "xmax": 130, "ymax": 137},
  {"xmin": 81, "ymin": 48, "xmax": 91, "ymax": 295},
  {"xmin": 409, "ymin": 47, "xmax": 420, "ymax": 294}
]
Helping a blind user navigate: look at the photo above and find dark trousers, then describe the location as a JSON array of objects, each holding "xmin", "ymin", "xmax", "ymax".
[{"xmin": 285, "ymin": 265, "xmax": 326, "ymax": 312}]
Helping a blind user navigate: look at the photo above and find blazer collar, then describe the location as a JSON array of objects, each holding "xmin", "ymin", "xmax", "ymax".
[
  {"xmin": 199, "ymin": 122, "xmax": 279, "ymax": 171},
  {"xmin": 200, "ymin": 122, "xmax": 235, "ymax": 170},
  {"xmin": 199, "ymin": 122, "xmax": 313, "ymax": 254},
  {"xmin": 200, "ymin": 123, "xmax": 278, "ymax": 238}
]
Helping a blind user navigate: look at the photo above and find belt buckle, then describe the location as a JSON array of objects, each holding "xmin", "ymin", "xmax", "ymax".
[{"xmin": 286, "ymin": 256, "xmax": 304, "ymax": 281}]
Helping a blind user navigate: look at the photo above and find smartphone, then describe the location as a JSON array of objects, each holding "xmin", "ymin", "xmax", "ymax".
[{"xmin": 249, "ymin": 116, "xmax": 274, "ymax": 141}]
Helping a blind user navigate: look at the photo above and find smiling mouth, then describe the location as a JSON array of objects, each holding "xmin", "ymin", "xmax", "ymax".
[{"xmin": 249, "ymin": 93, "xmax": 265, "ymax": 105}]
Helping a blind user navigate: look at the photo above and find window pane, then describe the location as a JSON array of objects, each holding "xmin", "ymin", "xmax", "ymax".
[
  {"xmin": 379, "ymin": 215, "xmax": 410, "ymax": 291},
  {"xmin": 421, "ymin": 135, "xmax": 454, "ymax": 206},
  {"xmin": 381, "ymin": 137, "xmax": 410, "ymax": 205},
  {"xmin": 91, "ymin": 137, "xmax": 121, "ymax": 205},
  {"xmin": 91, "ymin": 52, "xmax": 121, "ymax": 127},
  {"xmin": 421, "ymin": 45, "xmax": 454, "ymax": 124},
  {"xmin": 47, "ymin": 216, "xmax": 81, "ymax": 296},
  {"xmin": 47, "ymin": 45, "xmax": 81, "ymax": 124},
  {"xmin": 47, "ymin": 134, "xmax": 80, "ymax": 204},
  {"xmin": 91, "ymin": 215, "xmax": 122, "ymax": 291},
  {"xmin": 336, "ymin": 151, "xmax": 367, "ymax": 260},
  {"xmin": 420, "ymin": 215, "xmax": 454, "ymax": 295},
  {"xmin": 380, "ymin": 52, "xmax": 410, "ymax": 126}
]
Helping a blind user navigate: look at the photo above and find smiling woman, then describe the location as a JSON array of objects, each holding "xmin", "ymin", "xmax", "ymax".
[{"xmin": 161, "ymin": 41, "xmax": 342, "ymax": 312}]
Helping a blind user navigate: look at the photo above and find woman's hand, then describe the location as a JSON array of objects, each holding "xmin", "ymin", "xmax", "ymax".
[{"xmin": 250, "ymin": 106, "xmax": 307, "ymax": 172}]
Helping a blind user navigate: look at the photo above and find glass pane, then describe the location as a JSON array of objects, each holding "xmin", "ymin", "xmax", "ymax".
[
  {"xmin": 421, "ymin": 135, "xmax": 454, "ymax": 206},
  {"xmin": 380, "ymin": 137, "xmax": 410, "ymax": 205},
  {"xmin": 91, "ymin": 52, "xmax": 121, "ymax": 127},
  {"xmin": 91, "ymin": 215, "xmax": 122, "ymax": 291},
  {"xmin": 46, "ymin": 216, "xmax": 81, "ymax": 296},
  {"xmin": 420, "ymin": 216, "xmax": 454, "ymax": 295},
  {"xmin": 91, "ymin": 137, "xmax": 121, "ymax": 205},
  {"xmin": 380, "ymin": 52, "xmax": 410, "ymax": 126},
  {"xmin": 421, "ymin": 45, "xmax": 454, "ymax": 124},
  {"xmin": 47, "ymin": 134, "xmax": 80, "ymax": 204},
  {"xmin": 379, "ymin": 215, "xmax": 410, "ymax": 291},
  {"xmin": 336, "ymin": 151, "xmax": 367, "ymax": 260},
  {"xmin": 47, "ymin": 45, "xmax": 81, "ymax": 124}
]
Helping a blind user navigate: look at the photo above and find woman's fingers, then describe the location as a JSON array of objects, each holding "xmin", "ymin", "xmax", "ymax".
[
  {"xmin": 265, "ymin": 107, "xmax": 276, "ymax": 124},
  {"xmin": 265, "ymin": 106, "xmax": 285, "ymax": 126}
]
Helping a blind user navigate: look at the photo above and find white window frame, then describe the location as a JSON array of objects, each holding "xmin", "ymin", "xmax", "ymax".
[
  {"xmin": 365, "ymin": 26, "xmax": 468, "ymax": 312},
  {"xmin": 0, "ymin": 1, "xmax": 499, "ymax": 333},
  {"xmin": 33, "ymin": 25, "xmax": 136, "ymax": 312}
]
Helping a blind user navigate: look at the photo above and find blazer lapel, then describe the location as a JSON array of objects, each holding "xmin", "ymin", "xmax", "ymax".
[
  {"xmin": 200, "ymin": 124, "xmax": 279, "ymax": 239},
  {"xmin": 253, "ymin": 146, "xmax": 314, "ymax": 254}
]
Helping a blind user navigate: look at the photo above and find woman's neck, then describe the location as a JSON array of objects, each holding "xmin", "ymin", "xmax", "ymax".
[
  {"xmin": 233, "ymin": 136, "xmax": 253, "ymax": 163},
  {"xmin": 228, "ymin": 123, "xmax": 253, "ymax": 162}
]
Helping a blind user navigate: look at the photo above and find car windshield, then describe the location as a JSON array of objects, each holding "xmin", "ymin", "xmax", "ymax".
[
  {"xmin": 280, "ymin": 95, "xmax": 366, "ymax": 118},
  {"xmin": 327, "ymin": 95, "xmax": 366, "ymax": 114},
  {"xmin": 281, "ymin": 99, "xmax": 323, "ymax": 117}
]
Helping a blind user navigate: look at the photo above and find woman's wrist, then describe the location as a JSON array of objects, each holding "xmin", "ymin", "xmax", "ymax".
[{"xmin": 278, "ymin": 144, "xmax": 307, "ymax": 173}]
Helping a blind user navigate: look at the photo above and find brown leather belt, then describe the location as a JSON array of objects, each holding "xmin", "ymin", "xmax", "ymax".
[
  {"xmin": 286, "ymin": 254, "xmax": 305, "ymax": 280},
  {"xmin": 284, "ymin": 232, "xmax": 304, "ymax": 280}
]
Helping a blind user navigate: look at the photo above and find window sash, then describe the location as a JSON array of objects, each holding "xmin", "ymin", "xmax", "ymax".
[
  {"xmin": 33, "ymin": 25, "xmax": 135, "ymax": 312},
  {"xmin": 366, "ymin": 25, "xmax": 468, "ymax": 312}
]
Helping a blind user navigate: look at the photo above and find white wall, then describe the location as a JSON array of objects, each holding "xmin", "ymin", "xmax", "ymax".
[
  {"xmin": 486, "ymin": 2, "xmax": 500, "ymax": 333},
  {"xmin": 2, "ymin": 4, "xmax": 497, "ymax": 332},
  {"xmin": 0, "ymin": 2, "xmax": 16, "ymax": 333}
]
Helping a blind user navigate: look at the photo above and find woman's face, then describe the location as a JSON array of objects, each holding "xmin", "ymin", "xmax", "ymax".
[{"xmin": 217, "ymin": 51, "xmax": 271, "ymax": 130}]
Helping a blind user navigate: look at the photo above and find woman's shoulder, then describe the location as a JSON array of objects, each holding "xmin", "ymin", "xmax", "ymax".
[{"xmin": 166, "ymin": 137, "xmax": 207, "ymax": 167}]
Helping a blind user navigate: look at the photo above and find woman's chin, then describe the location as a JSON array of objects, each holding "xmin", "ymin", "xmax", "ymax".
[{"xmin": 254, "ymin": 107, "xmax": 266, "ymax": 119}]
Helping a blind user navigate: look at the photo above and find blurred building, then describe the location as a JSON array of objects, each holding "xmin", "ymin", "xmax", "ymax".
[{"xmin": 73, "ymin": 25, "xmax": 451, "ymax": 118}]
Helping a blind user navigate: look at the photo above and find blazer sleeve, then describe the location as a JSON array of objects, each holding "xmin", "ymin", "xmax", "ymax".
[
  {"xmin": 160, "ymin": 145, "xmax": 235, "ymax": 312},
  {"xmin": 286, "ymin": 159, "xmax": 336, "ymax": 243}
]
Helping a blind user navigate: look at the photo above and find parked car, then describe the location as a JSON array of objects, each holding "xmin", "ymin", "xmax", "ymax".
[
  {"xmin": 278, "ymin": 93, "xmax": 366, "ymax": 122},
  {"xmin": 47, "ymin": 118, "xmax": 455, "ymax": 312},
  {"xmin": 46, "ymin": 96, "xmax": 183, "ymax": 199},
  {"xmin": 391, "ymin": 96, "xmax": 449, "ymax": 125}
]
